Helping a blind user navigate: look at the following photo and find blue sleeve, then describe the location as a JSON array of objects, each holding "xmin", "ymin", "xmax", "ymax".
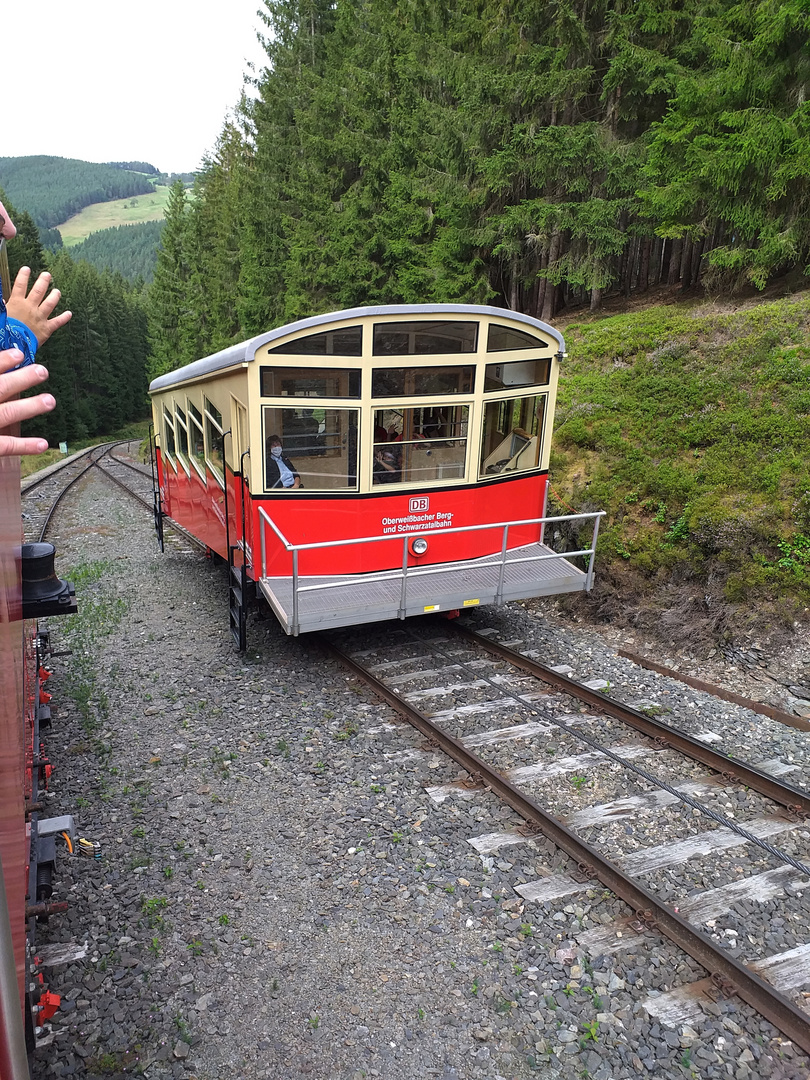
[{"xmin": 0, "ymin": 307, "xmax": 38, "ymax": 368}]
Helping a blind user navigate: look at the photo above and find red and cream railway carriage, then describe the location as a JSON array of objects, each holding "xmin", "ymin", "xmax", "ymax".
[{"xmin": 149, "ymin": 304, "xmax": 602, "ymax": 641}]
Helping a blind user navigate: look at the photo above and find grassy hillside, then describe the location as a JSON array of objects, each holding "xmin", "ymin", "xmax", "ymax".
[
  {"xmin": 59, "ymin": 187, "xmax": 170, "ymax": 246},
  {"xmin": 0, "ymin": 156, "xmax": 155, "ymax": 228},
  {"xmin": 551, "ymin": 291, "xmax": 810, "ymax": 643}
]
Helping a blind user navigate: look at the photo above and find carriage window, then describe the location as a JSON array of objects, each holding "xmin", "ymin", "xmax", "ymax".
[
  {"xmin": 261, "ymin": 366, "xmax": 361, "ymax": 398},
  {"xmin": 204, "ymin": 398, "xmax": 223, "ymax": 429},
  {"xmin": 487, "ymin": 325, "xmax": 550, "ymax": 352},
  {"xmin": 373, "ymin": 405, "xmax": 468, "ymax": 486},
  {"xmin": 189, "ymin": 413, "xmax": 206, "ymax": 477},
  {"xmin": 162, "ymin": 408, "xmax": 176, "ymax": 462},
  {"xmin": 373, "ymin": 321, "xmax": 477, "ymax": 355},
  {"xmin": 479, "ymin": 394, "xmax": 546, "ymax": 479},
  {"xmin": 188, "ymin": 400, "xmax": 203, "ymax": 425},
  {"xmin": 268, "ymin": 326, "xmax": 362, "ymax": 356},
  {"xmin": 175, "ymin": 406, "xmax": 189, "ymax": 461},
  {"xmin": 203, "ymin": 398, "xmax": 224, "ymax": 481},
  {"xmin": 372, "ymin": 366, "xmax": 474, "ymax": 397},
  {"xmin": 263, "ymin": 406, "xmax": 359, "ymax": 491},
  {"xmin": 484, "ymin": 357, "xmax": 551, "ymax": 391},
  {"xmin": 205, "ymin": 416, "xmax": 224, "ymax": 482}
]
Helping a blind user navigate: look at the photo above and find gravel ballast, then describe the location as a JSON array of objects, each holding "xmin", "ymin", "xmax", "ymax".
[{"xmin": 30, "ymin": 466, "xmax": 810, "ymax": 1080}]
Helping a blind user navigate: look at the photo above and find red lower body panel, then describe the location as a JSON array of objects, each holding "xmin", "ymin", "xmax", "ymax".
[{"xmin": 157, "ymin": 451, "xmax": 549, "ymax": 580}]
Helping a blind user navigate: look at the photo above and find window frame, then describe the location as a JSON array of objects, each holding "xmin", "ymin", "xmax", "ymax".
[
  {"xmin": 252, "ymin": 312, "xmax": 559, "ymax": 492},
  {"xmin": 266, "ymin": 325, "xmax": 363, "ymax": 357},
  {"xmin": 478, "ymin": 391, "xmax": 548, "ymax": 481},
  {"xmin": 371, "ymin": 402, "xmax": 470, "ymax": 488},
  {"xmin": 174, "ymin": 404, "xmax": 190, "ymax": 475},
  {"xmin": 371, "ymin": 365, "xmax": 475, "ymax": 398},
  {"xmin": 260, "ymin": 365, "xmax": 362, "ymax": 399},
  {"xmin": 203, "ymin": 397, "xmax": 225, "ymax": 487},
  {"xmin": 483, "ymin": 356, "xmax": 551, "ymax": 393},
  {"xmin": 486, "ymin": 323, "xmax": 550, "ymax": 353},
  {"xmin": 161, "ymin": 406, "xmax": 177, "ymax": 472},
  {"xmin": 261, "ymin": 404, "xmax": 361, "ymax": 493},
  {"xmin": 187, "ymin": 398, "xmax": 206, "ymax": 483},
  {"xmin": 372, "ymin": 320, "xmax": 479, "ymax": 356}
]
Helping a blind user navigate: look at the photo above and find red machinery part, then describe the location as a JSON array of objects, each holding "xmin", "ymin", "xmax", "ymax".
[{"xmin": 36, "ymin": 991, "xmax": 60, "ymax": 1022}]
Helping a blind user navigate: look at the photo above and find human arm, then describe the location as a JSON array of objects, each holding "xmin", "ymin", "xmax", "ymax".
[
  {"xmin": 284, "ymin": 455, "xmax": 301, "ymax": 488},
  {"xmin": 6, "ymin": 267, "xmax": 72, "ymax": 348},
  {"xmin": 0, "ymin": 348, "xmax": 55, "ymax": 456}
]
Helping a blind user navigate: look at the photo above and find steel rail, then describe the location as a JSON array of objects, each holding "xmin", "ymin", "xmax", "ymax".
[
  {"xmin": 20, "ymin": 445, "xmax": 96, "ymax": 495},
  {"xmin": 104, "ymin": 451, "xmax": 153, "ymax": 478},
  {"xmin": 619, "ymin": 648, "xmax": 810, "ymax": 733},
  {"xmin": 93, "ymin": 452, "xmax": 206, "ymax": 553},
  {"xmin": 449, "ymin": 623, "xmax": 810, "ymax": 816},
  {"xmin": 320, "ymin": 635, "xmax": 810, "ymax": 1056},
  {"xmin": 36, "ymin": 444, "xmax": 111, "ymax": 542},
  {"xmin": 33, "ymin": 441, "xmax": 204, "ymax": 553}
]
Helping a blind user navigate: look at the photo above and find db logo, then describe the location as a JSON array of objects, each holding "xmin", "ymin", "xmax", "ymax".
[{"xmin": 409, "ymin": 497, "xmax": 429, "ymax": 513}]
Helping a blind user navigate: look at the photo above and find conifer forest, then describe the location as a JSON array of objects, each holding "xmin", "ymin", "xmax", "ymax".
[
  {"xmin": 4, "ymin": 0, "xmax": 809, "ymax": 617},
  {"xmin": 1, "ymin": 195, "xmax": 149, "ymax": 445},
  {"xmin": 150, "ymin": 0, "xmax": 810, "ymax": 376},
  {"xmin": 0, "ymin": 157, "xmax": 156, "ymax": 231}
]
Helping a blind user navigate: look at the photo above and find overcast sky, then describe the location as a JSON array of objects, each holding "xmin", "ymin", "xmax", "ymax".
[{"xmin": 5, "ymin": 2, "xmax": 269, "ymax": 173}]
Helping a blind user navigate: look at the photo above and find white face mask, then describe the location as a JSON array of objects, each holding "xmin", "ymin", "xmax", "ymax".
[{"xmin": 271, "ymin": 446, "xmax": 282, "ymax": 458}]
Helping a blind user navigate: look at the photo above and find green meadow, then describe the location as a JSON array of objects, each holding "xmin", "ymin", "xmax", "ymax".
[{"xmin": 58, "ymin": 185, "xmax": 171, "ymax": 246}]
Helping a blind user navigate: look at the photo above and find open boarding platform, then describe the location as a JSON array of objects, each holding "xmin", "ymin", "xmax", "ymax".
[{"xmin": 256, "ymin": 509, "xmax": 603, "ymax": 635}]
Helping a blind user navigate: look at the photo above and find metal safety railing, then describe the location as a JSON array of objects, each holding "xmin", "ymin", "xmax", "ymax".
[{"xmin": 257, "ymin": 506, "xmax": 604, "ymax": 631}]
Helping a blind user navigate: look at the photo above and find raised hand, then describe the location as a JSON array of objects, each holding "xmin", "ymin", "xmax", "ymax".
[{"xmin": 6, "ymin": 267, "xmax": 72, "ymax": 347}]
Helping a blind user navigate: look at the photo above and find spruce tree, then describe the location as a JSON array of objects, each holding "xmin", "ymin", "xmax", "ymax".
[{"xmin": 148, "ymin": 180, "xmax": 191, "ymax": 377}]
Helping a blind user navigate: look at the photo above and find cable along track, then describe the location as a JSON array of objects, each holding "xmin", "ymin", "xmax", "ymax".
[{"xmin": 321, "ymin": 622, "xmax": 810, "ymax": 1056}]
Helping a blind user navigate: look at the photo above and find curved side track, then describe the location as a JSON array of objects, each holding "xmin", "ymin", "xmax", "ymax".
[
  {"xmin": 319, "ymin": 630, "xmax": 810, "ymax": 1057},
  {"xmin": 618, "ymin": 647, "xmax": 810, "ymax": 733},
  {"xmin": 20, "ymin": 447, "xmax": 95, "ymax": 495},
  {"xmin": 36, "ymin": 445, "xmax": 111, "ymax": 542},
  {"xmin": 26, "ymin": 440, "xmax": 205, "ymax": 553}
]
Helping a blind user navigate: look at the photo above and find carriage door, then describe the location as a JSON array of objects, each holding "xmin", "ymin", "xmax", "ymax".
[
  {"xmin": 230, "ymin": 397, "xmax": 250, "ymax": 558},
  {"xmin": 227, "ymin": 397, "xmax": 251, "ymax": 650},
  {"xmin": 232, "ymin": 399, "xmax": 249, "ymax": 471}
]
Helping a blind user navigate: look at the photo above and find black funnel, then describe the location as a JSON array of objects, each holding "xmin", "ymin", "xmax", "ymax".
[{"xmin": 21, "ymin": 543, "xmax": 77, "ymax": 619}]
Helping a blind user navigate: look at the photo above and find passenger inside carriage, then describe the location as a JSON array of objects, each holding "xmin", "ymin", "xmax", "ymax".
[
  {"xmin": 265, "ymin": 434, "xmax": 301, "ymax": 489},
  {"xmin": 373, "ymin": 447, "xmax": 401, "ymax": 484}
]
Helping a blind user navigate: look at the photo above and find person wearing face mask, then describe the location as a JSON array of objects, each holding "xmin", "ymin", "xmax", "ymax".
[{"xmin": 265, "ymin": 433, "xmax": 301, "ymax": 489}]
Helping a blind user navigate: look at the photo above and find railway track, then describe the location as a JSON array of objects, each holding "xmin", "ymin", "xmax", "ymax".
[
  {"xmin": 22, "ymin": 440, "xmax": 204, "ymax": 553},
  {"xmin": 321, "ymin": 620, "xmax": 810, "ymax": 1055},
  {"xmin": 22, "ymin": 445, "xmax": 102, "ymax": 542},
  {"xmin": 26, "ymin": 458, "xmax": 809, "ymax": 1062},
  {"xmin": 23, "ymin": 462, "xmax": 810, "ymax": 1077}
]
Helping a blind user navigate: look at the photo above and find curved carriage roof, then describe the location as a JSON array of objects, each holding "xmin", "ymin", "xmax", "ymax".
[{"xmin": 148, "ymin": 303, "xmax": 566, "ymax": 394}]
